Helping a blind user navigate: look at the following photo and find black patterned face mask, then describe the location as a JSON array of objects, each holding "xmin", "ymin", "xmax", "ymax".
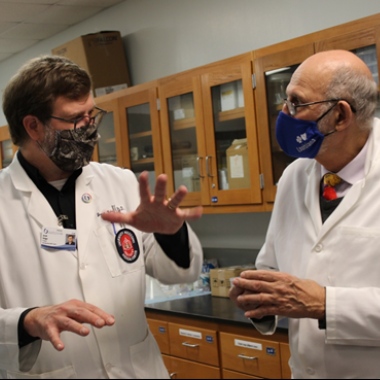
[{"xmin": 40, "ymin": 123, "xmax": 100, "ymax": 172}]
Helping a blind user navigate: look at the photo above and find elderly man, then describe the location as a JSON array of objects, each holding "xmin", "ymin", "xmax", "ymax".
[{"xmin": 230, "ymin": 50, "xmax": 380, "ymax": 378}]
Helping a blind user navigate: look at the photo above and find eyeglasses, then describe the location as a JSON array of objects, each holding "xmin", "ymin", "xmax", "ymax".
[
  {"xmin": 284, "ymin": 98, "xmax": 356, "ymax": 116},
  {"xmin": 49, "ymin": 106, "xmax": 107, "ymax": 130}
]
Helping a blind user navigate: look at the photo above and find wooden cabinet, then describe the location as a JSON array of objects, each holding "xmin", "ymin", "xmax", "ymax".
[
  {"xmin": 220, "ymin": 332, "xmax": 282, "ymax": 379},
  {"xmin": 93, "ymin": 81, "xmax": 163, "ymax": 191},
  {"xmin": 146, "ymin": 309, "xmax": 290, "ymax": 379},
  {"xmin": 280, "ymin": 343, "xmax": 291, "ymax": 379},
  {"xmin": 168, "ymin": 322, "xmax": 219, "ymax": 367},
  {"xmin": 159, "ymin": 53, "xmax": 264, "ymax": 212},
  {"xmin": 163, "ymin": 354, "xmax": 221, "ymax": 379},
  {"xmin": 91, "ymin": 13, "xmax": 380, "ymax": 213},
  {"xmin": 147, "ymin": 317, "xmax": 221, "ymax": 378},
  {"xmin": 254, "ymin": 44, "xmax": 315, "ymax": 204},
  {"xmin": 254, "ymin": 13, "xmax": 380, "ymax": 206},
  {"xmin": 0, "ymin": 125, "xmax": 16, "ymax": 169}
]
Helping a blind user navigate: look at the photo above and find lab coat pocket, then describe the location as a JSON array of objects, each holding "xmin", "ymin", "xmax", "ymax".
[
  {"xmin": 130, "ymin": 331, "xmax": 169, "ymax": 379},
  {"xmin": 328, "ymin": 226, "xmax": 380, "ymax": 286},
  {"xmin": 5, "ymin": 365, "xmax": 76, "ymax": 379},
  {"xmin": 95, "ymin": 224, "xmax": 144, "ymax": 278}
]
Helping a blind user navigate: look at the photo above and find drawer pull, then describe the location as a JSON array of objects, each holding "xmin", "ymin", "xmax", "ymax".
[
  {"xmin": 181, "ymin": 342, "xmax": 199, "ymax": 348},
  {"xmin": 237, "ymin": 354, "xmax": 258, "ymax": 361}
]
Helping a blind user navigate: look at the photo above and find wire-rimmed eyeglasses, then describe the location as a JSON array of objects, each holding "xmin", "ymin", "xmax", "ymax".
[
  {"xmin": 284, "ymin": 98, "xmax": 356, "ymax": 116},
  {"xmin": 49, "ymin": 106, "xmax": 107, "ymax": 130}
]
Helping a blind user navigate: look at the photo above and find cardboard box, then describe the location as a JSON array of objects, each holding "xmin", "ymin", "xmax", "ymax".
[
  {"xmin": 226, "ymin": 138, "xmax": 250, "ymax": 189},
  {"xmin": 173, "ymin": 154, "xmax": 200, "ymax": 192},
  {"xmin": 210, "ymin": 266, "xmax": 256, "ymax": 298},
  {"xmin": 220, "ymin": 81, "xmax": 244, "ymax": 111},
  {"xmin": 171, "ymin": 93, "xmax": 195, "ymax": 120},
  {"xmin": 52, "ymin": 31, "xmax": 131, "ymax": 95}
]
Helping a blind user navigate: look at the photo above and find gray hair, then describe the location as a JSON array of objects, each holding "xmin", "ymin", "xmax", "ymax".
[{"xmin": 325, "ymin": 65, "xmax": 378, "ymax": 130}]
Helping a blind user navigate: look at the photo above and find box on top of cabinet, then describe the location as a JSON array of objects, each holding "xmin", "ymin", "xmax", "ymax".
[
  {"xmin": 226, "ymin": 138, "xmax": 250, "ymax": 189},
  {"xmin": 52, "ymin": 31, "xmax": 131, "ymax": 96},
  {"xmin": 210, "ymin": 265, "xmax": 255, "ymax": 297}
]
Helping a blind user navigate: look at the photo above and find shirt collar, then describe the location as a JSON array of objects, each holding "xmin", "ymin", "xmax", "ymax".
[
  {"xmin": 17, "ymin": 150, "xmax": 82, "ymax": 191},
  {"xmin": 321, "ymin": 137, "xmax": 369, "ymax": 185}
]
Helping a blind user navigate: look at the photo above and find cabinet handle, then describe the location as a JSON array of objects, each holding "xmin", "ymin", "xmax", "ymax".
[
  {"xmin": 205, "ymin": 156, "xmax": 214, "ymax": 177},
  {"xmin": 169, "ymin": 372, "xmax": 177, "ymax": 379},
  {"xmin": 197, "ymin": 156, "xmax": 205, "ymax": 178},
  {"xmin": 237, "ymin": 354, "xmax": 258, "ymax": 361},
  {"xmin": 181, "ymin": 342, "xmax": 199, "ymax": 348}
]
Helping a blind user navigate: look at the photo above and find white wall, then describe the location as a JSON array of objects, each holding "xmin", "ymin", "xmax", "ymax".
[{"xmin": 1, "ymin": 0, "xmax": 380, "ymax": 252}]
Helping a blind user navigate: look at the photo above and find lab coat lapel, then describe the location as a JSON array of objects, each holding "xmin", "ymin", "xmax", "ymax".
[
  {"xmin": 10, "ymin": 155, "xmax": 57, "ymax": 228},
  {"xmin": 304, "ymin": 163, "xmax": 322, "ymax": 235},
  {"xmin": 75, "ymin": 167, "xmax": 97, "ymax": 261}
]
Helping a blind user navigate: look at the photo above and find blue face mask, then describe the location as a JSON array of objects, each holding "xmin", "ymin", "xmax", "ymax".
[{"xmin": 275, "ymin": 110, "xmax": 336, "ymax": 159}]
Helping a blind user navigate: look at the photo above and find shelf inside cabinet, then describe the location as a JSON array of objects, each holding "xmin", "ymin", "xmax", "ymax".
[
  {"xmin": 104, "ymin": 137, "xmax": 116, "ymax": 143},
  {"xmin": 217, "ymin": 107, "xmax": 244, "ymax": 122},
  {"xmin": 130, "ymin": 131, "xmax": 153, "ymax": 139},
  {"xmin": 131, "ymin": 157, "xmax": 155, "ymax": 165},
  {"xmin": 172, "ymin": 117, "xmax": 196, "ymax": 130}
]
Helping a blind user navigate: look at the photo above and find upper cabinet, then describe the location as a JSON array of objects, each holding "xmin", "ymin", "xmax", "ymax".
[
  {"xmin": 159, "ymin": 53, "xmax": 263, "ymax": 212},
  {"xmin": 93, "ymin": 95, "xmax": 126, "ymax": 167},
  {"xmin": 254, "ymin": 14, "xmax": 380, "ymax": 206},
  {"xmin": 0, "ymin": 125, "xmax": 16, "ymax": 169},
  {"xmin": 90, "ymin": 13, "xmax": 380, "ymax": 213},
  {"xmin": 118, "ymin": 81, "xmax": 163, "ymax": 192},
  {"xmin": 93, "ymin": 81, "xmax": 163, "ymax": 192},
  {"xmin": 254, "ymin": 44, "xmax": 315, "ymax": 204}
]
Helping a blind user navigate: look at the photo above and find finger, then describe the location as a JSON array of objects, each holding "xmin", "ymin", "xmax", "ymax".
[
  {"xmin": 240, "ymin": 270, "xmax": 279, "ymax": 282},
  {"xmin": 138, "ymin": 171, "xmax": 151, "ymax": 204},
  {"xmin": 153, "ymin": 174, "xmax": 168, "ymax": 203},
  {"xmin": 168, "ymin": 185, "xmax": 188, "ymax": 209},
  {"xmin": 101, "ymin": 211, "xmax": 134, "ymax": 225},
  {"xmin": 180, "ymin": 206, "xmax": 203, "ymax": 221},
  {"xmin": 67, "ymin": 303, "xmax": 115, "ymax": 327}
]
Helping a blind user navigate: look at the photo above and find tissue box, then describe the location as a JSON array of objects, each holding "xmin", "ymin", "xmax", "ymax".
[{"xmin": 210, "ymin": 266, "xmax": 255, "ymax": 298}]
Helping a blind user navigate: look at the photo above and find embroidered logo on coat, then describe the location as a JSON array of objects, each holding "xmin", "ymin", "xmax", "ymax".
[{"xmin": 115, "ymin": 228, "xmax": 140, "ymax": 263}]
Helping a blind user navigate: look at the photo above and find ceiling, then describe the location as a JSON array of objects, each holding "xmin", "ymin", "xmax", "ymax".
[{"xmin": 0, "ymin": 0, "xmax": 125, "ymax": 63}]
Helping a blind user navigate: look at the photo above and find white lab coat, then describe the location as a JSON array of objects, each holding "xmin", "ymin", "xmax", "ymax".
[
  {"xmin": 0, "ymin": 157, "xmax": 203, "ymax": 379},
  {"xmin": 256, "ymin": 118, "xmax": 380, "ymax": 379}
]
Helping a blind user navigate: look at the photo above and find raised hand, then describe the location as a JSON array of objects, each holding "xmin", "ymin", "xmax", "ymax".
[{"xmin": 101, "ymin": 171, "xmax": 203, "ymax": 234}]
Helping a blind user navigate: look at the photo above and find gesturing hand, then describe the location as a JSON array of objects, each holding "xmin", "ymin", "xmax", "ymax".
[
  {"xmin": 23, "ymin": 299, "xmax": 115, "ymax": 351},
  {"xmin": 230, "ymin": 270, "xmax": 326, "ymax": 320},
  {"xmin": 101, "ymin": 171, "xmax": 203, "ymax": 234}
]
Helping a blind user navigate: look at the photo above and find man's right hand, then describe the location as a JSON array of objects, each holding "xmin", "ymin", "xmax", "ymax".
[{"xmin": 23, "ymin": 299, "xmax": 115, "ymax": 351}]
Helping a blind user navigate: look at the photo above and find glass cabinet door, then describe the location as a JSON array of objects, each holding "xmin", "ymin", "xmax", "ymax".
[
  {"xmin": 119, "ymin": 84, "xmax": 163, "ymax": 193},
  {"xmin": 315, "ymin": 27, "xmax": 380, "ymax": 116},
  {"xmin": 93, "ymin": 97, "xmax": 125, "ymax": 167},
  {"xmin": 0, "ymin": 125, "xmax": 15, "ymax": 169},
  {"xmin": 167, "ymin": 93, "xmax": 200, "ymax": 195},
  {"xmin": 159, "ymin": 72, "xmax": 206, "ymax": 207},
  {"xmin": 255, "ymin": 44, "xmax": 315, "ymax": 204},
  {"xmin": 264, "ymin": 66, "xmax": 298, "ymax": 187},
  {"xmin": 201, "ymin": 53, "xmax": 262, "ymax": 206}
]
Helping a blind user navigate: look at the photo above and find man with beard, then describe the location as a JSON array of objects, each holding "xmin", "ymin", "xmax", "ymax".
[{"xmin": 0, "ymin": 55, "xmax": 203, "ymax": 379}]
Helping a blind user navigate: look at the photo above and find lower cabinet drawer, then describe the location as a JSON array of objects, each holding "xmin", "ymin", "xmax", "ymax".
[
  {"xmin": 147, "ymin": 318, "xmax": 170, "ymax": 354},
  {"xmin": 163, "ymin": 354, "xmax": 221, "ymax": 379},
  {"xmin": 220, "ymin": 332, "xmax": 282, "ymax": 379},
  {"xmin": 280, "ymin": 342, "xmax": 291, "ymax": 379},
  {"xmin": 222, "ymin": 369, "xmax": 261, "ymax": 379},
  {"xmin": 168, "ymin": 322, "xmax": 219, "ymax": 366}
]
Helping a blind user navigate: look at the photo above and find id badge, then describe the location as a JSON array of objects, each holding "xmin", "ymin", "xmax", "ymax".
[{"xmin": 41, "ymin": 227, "xmax": 77, "ymax": 251}]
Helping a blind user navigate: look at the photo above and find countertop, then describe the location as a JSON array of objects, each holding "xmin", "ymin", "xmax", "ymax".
[{"xmin": 145, "ymin": 293, "xmax": 288, "ymax": 330}]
